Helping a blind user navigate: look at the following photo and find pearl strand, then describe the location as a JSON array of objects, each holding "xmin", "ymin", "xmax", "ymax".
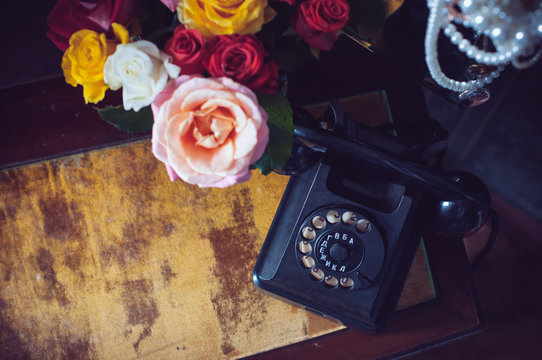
[
  {"xmin": 425, "ymin": 0, "xmax": 501, "ymax": 92},
  {"xmin": 457, "ymin": 0, "xmax": 542, "ymax": 61},
  {"xmin": 425, "ymin": 0, "xmax": 542, "ymax": 93},
  {"xmin": 443, "ymin": 23, "xmax": 514, "ymax": 66}
]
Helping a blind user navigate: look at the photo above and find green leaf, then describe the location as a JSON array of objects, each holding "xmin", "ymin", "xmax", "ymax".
[
  {"xmin": 252, "ymin": 92, "xmax": 294, "ymax": 175},
  {"xmin": 309, "ymin": 46, "xmax": 320, "ymax": 60},
  {"xmin": 95, "ymin": 105, "xmax": 154, "ymax": 133}
]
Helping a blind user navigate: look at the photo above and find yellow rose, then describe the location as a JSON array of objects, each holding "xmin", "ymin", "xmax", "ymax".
[
  {"xmin": 61, "ymin": 23, "xmax": 130, "ymax": 104},
  {"xmin": 177, "ymin": 0, "xmax": 277, "ymax": 38}
]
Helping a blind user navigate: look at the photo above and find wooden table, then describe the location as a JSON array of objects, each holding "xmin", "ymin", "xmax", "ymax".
[{"xmin": 0, "ymin": 37, "xmax": 483, "ymax": 360}]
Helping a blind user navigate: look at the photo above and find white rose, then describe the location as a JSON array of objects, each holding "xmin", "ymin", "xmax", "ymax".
[{"xmin": 104, "ymin": 41, "xmax": 181, "ymax": 112}]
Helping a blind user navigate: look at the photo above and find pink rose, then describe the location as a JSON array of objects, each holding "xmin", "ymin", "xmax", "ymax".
[
  {"xmin": 151, "ymin": 75, "xmax": 269, "ymax": 187},
  {"xmin": 160, "ymin": 0, "xmax": 178, "ymax": 12},
  {"xmin": 46, "ymin": 0, "xmax": 138, "ymax": 52}
]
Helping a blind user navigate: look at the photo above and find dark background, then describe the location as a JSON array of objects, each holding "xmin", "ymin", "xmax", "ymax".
[{"xmin": 415, "ymin": 58, "xmax": 542, "ymax": 360}]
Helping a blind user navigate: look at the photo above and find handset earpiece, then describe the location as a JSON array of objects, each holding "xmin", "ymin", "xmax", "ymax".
[
  {"xmin": 289, "ymin": 103, "xmax": 493, "ymax": 240},
  {"xmin": 431, "ymin": 171, "xmax": 491, "ymax": 238}
]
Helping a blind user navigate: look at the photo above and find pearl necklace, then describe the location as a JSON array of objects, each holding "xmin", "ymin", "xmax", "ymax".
[{"xmin": 425, "ymin": 0, "xmax": 542, "ymax": 93}]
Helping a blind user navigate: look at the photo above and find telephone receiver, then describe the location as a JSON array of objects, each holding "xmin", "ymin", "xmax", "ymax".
[{"xmin": 285, "ymin": 101, "xmax": 491, "ymax": 239}]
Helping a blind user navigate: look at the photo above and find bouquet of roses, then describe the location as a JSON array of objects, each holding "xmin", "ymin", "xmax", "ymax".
[{"xmin": 47, "ymin": 0, "xmax": 351, "ymax": 187}]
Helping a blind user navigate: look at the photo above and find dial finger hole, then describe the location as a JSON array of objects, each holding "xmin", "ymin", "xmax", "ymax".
[
  {"xmin": 356, "ymin": 219, "xmax": 371, "ymax": 233},
  {"xmin": 340, "ymin": 277, "xmax": 354, "ymax": 289},
  {"xmin": 324, "ymin": 275, "xmax": 338, "ymax": 287},
  {"xmin": 301, "ymin": 255, "xmax": 315, "ymax": 269},
  {"xmin": 298, "ymin": 241, "xmax": 312, "ymax": 254},
  {"xmin": 326, "ymin": 210, "xmax": 340, "ymax": 224},
  {"xmin": 310, "ymin": 268, "xmax": 324, "ymax": 281},
  {"xmin": 312, "ymin": 215, "xmax": 326, "ymax": 230},
  {"xmin": 302, "ymin": 226, "xmax": 316, "ymax": 240},
  {"xmin": 342, "ymin": 211, "xmax": 357, "ymax": 225}
]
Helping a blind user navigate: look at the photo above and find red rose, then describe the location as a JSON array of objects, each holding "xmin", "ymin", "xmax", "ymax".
[
  {"xmin": 202, "ymin": 35, "xmax": 279, "ymax": 93},
  {"xmin": 291, "ymin": 0, "xmax": 350, "ymax": 51},
  {"xmin": 164, "ymin": 25, "xmax": 206, "ymax": 75},
  {"xmin": 47, "ymin": 0, "xmax": 138, "ymax": 52}
]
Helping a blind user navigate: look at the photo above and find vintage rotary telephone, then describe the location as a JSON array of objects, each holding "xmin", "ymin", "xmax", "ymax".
[{"xmin": 252, "ymin": 101, "xmax": 494, "ymax": 331}]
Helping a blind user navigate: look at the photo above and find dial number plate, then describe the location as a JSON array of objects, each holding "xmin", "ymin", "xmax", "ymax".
[
  {"xmin": 316, "ymin": 230, "xmax": 364, "ymax": 273},
  {"xmin": 295, "ymin": 206, "xmax": 385, "ymax": 290}
]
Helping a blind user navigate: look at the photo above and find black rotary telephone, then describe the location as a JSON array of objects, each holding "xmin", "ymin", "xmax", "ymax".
[{"xmin": 252, "ymin": 101, "xmax": 494, "ymax": 331}]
